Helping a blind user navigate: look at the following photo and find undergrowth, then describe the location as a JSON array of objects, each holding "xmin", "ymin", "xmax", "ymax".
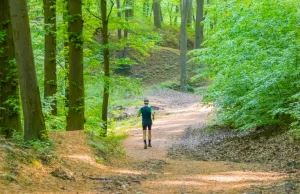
[
  {"xmin": 88, "ymin": 134, "xmax": 127, "ymax": 164},
  {"xmin": 86, "ymin": 113, "xmax": 142, "ymax": 164},
  {"xmin": 1, "ymin": 132, "xmax": 56, "ymax": 183}
]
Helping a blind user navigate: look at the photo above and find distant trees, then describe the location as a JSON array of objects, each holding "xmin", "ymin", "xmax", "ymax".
[
  {"xmin": 195, "ymin": 0, "xmax": 204, "ymax": 49},
  {"xmin": 100, "ymin": 0, "xmax": 111, "ymax": 136},
  {"xmin": 0, "ymin": 0, "xmax": 21, "ymax": 138},
  {"xmin": 143, "ymin": 0, "xmax": 151, "ymax": 17},
  {"xmin": 44, "ymin": 0, "xmax": 57, "ymax": 115},
  {"xmin": 153, "ymin": 0, "xmax": 162, "ymax": 28},
  {"xmin": 1, "ymin": 0, "xmax": 210, "ymax": 140},
  {"xmin": 9, "ymin": 0, "xmax": 46, "ymax": 140},
  {"xmin": 180, "ymin": 0, "xmax": 191, "ymax": 92},
  {"xmin": 187, "ymin": 0, "xmax": 193, "ymax": 27},
  {"xmin": 66, "ymin": 0, "xmax": 84, "ymax": 131}
]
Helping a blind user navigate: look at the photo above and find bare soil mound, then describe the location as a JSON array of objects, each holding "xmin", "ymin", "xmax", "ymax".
[
  {"xmin": 169, "ymin": 125, "xmax": 300, "ymax": 193},
  {"xmin": 130, "ymin": 47, "xmax": 181, "ymax": 85},
  {"xmin": 169, "ymin": 126, "xmax": 300, "ymax": 171}
]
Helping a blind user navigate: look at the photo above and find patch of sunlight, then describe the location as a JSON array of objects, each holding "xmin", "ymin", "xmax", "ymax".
[
  {"xmin": 32, "ymin": 160, "xmax": 43, "ymax": 169},
  {"xmin": 158, "ymin": 180, "xmax": 205, "ymax": 186},
  {"xmin": 198, "ymin": 171, "xmax": 285, "ymax": 183},
  {"xmin": 64, "ymin": 154, "xmax": 146, "ymax": 175},
  {"xmin": 156, "ymin": 123, "xmax": 186, "ymax": 129},
  {"xmin": 64, "ymin": 154, "xmax": 108, "ymax": 170},
  {"xmin": 152, "ymin": 171, "xmax": 285, "ymax": 191},
  {"xmin": 111, "ymin": 169, "xmax": 146, "ymax": 175}
]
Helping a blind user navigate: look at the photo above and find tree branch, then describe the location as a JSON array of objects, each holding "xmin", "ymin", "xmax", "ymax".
[
  {"xmin": 107, "ymin": 0, "xmax": 115, "ymax": 22},
  {"xmin": 86, "ymin": 8, "xmax": 102, "ymax": 20}
]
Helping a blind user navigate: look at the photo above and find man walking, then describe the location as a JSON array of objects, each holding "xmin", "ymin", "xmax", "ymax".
[{"xmin": 138, "ymin": 98, "xmax": 155, "ymax": 149}]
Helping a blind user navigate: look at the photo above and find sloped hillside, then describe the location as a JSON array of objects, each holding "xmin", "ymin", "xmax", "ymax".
[{"xmin": 129, "ymin": 47, "xmax": 196, "ymax": 86}]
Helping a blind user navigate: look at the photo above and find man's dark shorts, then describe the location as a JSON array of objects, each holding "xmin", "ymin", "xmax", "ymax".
[{"xmin": 143, "ymin": 124, "xmax": 152, "ymax": 130}]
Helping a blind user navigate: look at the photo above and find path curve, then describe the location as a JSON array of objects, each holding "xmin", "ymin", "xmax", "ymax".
[{"xmin": 122, "ymin": 103, "xmax": 286, "ymax": 194}]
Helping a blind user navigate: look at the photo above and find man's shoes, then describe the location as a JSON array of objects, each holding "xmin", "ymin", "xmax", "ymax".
[
  {"xmin": 144, "ymin": 144, "xmax": 147, "ymax": 149},
  {"xmin": 148, "ymin": 144, "xmax": 152, "ymax": 147}
]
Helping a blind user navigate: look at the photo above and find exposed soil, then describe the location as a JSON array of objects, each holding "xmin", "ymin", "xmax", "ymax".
[
  {"xmin": 116, "ymin": 47, "xmax": 198, "ymax": 86},
  {"xmin": 0, "ymin": 89, "xmax": 293, "ymax": 193},
  {"xmin": 169, "ymin": 126, "xmax": 300, "ymax": 171}
]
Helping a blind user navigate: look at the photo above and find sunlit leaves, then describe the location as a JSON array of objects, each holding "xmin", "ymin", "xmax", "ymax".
[{"xmin": 192, "ymin": 0, "xmax": 300, "ymax": 132}]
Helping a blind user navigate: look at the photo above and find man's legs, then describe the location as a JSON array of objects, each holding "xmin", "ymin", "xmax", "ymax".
[
  {"xmin": 148, "ymin": 124, "xmax": 152, "ymax": 147},
  {"xmin": 143, "ymin": 125, "xmax": 147, "ymax": 149}
]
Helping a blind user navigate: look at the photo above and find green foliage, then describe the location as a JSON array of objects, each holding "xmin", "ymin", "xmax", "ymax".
[
  {"xmin": 2, "ymin": 174, "xmax": 17, "ymax": 183},
  {"xmin": 191, "ymin": 0, "xmax": 300, "ymax": 133},
  {"xmin": 10, "ymin": 132, "xmax": 54, "ymax": 154},
  {"xmin": 0, "ymin": 30, "xmax": 5, "ymax": 43},
  {"xmin": 1, "ymin": 132, "xmax": 56, "ymax": 182},
  {"xmin": 88, "ymin": 134, "xmax": 127, "ymax": 164},
  {"xmin": 85, "ymin": 72, "xmax": 141, "ymax": 136},
  {"xmin": 157, "ymin": 80, "xmax": 195, "ymax": 93}
]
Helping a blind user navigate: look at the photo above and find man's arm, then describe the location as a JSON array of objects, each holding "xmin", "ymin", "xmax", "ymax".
[
  {"xmin": 137, "ymin": 109, "xmax": 141, "ymax": 117},
  {"xmin": 151, "ymin": 108, "xmax": 155, "ymax": 121}
]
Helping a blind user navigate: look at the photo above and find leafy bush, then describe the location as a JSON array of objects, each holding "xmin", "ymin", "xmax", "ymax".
[
  {"xmin": 88, "ymin": 134, "xmax": 127, "ymax": 164},
  {"xmin": 9, "ymin": 132, "xmax": 56, "ymax": 165},
  {"xmin": 191, "ymin": 0, "xmax": 300, "ymax": 132}
]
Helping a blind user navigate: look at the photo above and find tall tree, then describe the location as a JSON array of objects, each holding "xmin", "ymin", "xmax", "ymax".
[
  {"xmin": 153, "ymin": 0, "xmax": 162, "ymax": 28},
  {"xmin": 100, "ymin": 0, "xmax": 112, "ymax": 136},
  {"xmin": 195, "ymin": 0, "xmax": 204, "ymax": 49},
  {"xmin": 44, "ymin": 0, "xmax": 57, "ymax": 115},
  {"xmin": 63, "ymin": 2, "xmax": 69, "ymax": 110},
  {"xmin": 187, "ymin": 0, "xmax": 193, "ymax": 27},
  {"xmin": 0, "ymin": 0, "xmax": 21, "ymax": 138},
  {"xmin": 116, "ymin": 0, "xmax": 123, "ymax": 59},
  {"xmin": 180, "ymin": 0, "xmax": 191, "ymax": 92},
  {"xmin": 122, "ymin": 0, "xmax": 133, "ymax": 58},
  {"xmin": 143, "ymin": 0, "xmax": 151, "ymax": 17},
  {"xmin": 9, "ymin": 0, "xmax": 46, "ymax": 140},
  {"xmin": 116, "ymin": 0, "xmax": 122, "ymax": 41},
  {"xmin": 125, "ymin": 0, "xmax": 134, "ymax": 18},
  {"xmin": 66, "ymin": 0, "xmax": 84, "ymax": 131},
  {"xmin": 174, "ymin": 5, "xmax": 179, "ymax": 26},
  {"xmin": 124, "ymin": 0, "xmax": 134, "ymax": 38}
]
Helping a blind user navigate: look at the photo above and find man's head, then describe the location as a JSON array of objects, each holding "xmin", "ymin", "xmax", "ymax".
[{"xmin": 144, "ymin": 98, "xmax": 149, "ymax": 105}]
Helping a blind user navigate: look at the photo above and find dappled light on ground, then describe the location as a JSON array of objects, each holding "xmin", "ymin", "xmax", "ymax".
[
  {"xmin": 123, "ymin": 103, "xmax": 286, "ymax": 193},
  {"xmin": 0, "ymin": 99, "xmax": 288, "ymax": 193},
  {"xmin": 143, "ymin": 170, "xmax": 285, "ymax": 193}
]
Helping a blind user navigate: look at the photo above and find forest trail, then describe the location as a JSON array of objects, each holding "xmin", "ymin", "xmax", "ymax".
[
  {"xmin": 0, "ymin": 90, "xmax": 287, "ymax": 194},
  {"xmin": 121, "ymin": 101, "xmax": 286, "ymax": 194}
]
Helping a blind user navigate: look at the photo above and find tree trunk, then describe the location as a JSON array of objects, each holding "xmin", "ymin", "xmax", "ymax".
[
  {"xmin": 123, "ymin": 0, "xmax": 133, "ymax": 58},
  {"xmin": 9, "ymin": 0, "xmax": 46, "ymax": 140},
  {"xmin": 117, "ymin": 0, "xmax": 122, "ymax": 40},
  {"xmin": 44, "ymin": 0, "xmax": 57, "ymax": 115},
  {"xmin": 0, "ymin": 0, "xmax": 22, "ymax": 138},
  {"xmin": 180, "ymin": 0, "xmax": 191, "ymax": 92},
  {"xmin": 116, "ymin": 0, "xmax": 123, "ymax": 58},
  {"xmin": 63, "ymin": 3, "xmax": 69, "ymax": 110},
  {"xmin": 153, "ymin": 0, "xmax": 161, "ymax": 28},
  {"xmin": 100, "ymin": 0, "xmax": 110, "ymax": 136},
  {"xmin": 195, "ymin": 0, "xmax": 204, "ymax": 49},
  {"xmin": 66, "ymin": 0, "xmax": 84, "ymax": 131},
  {"xmin": 143, "ymin": 0, "xmax": 150, "ymax": 17},
  {"xmin": 168, "ymin": 4, "xmax": 174, "ymax": 25},
  {"xmin": 128, "ymin": 0, "xmax": 134, "ymax": 17},
  {"xmin": 159, "ymin": 4, "xmax": 163, "ymax": 22},
  {"xmin": 187, "ymin": 0, "xmax": 193, "ymax": 27},
  {"xmin": 174, "ymin": 5, "xmax": 179, "ymax": 26}
]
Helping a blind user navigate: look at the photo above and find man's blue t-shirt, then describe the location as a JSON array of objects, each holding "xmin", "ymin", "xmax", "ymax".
[{"xmin": 138, "ymin": 106, "xmax": 153, "ymax": 125}]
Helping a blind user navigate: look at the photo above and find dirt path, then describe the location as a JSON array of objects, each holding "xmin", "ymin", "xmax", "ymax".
[
  {"xmin": 122, "ymin": 102, "xmax": 286, "ymax": 194},
  {"xmin": 0, "ymin": 90, "xmax": 287, "ymax": 194}
]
